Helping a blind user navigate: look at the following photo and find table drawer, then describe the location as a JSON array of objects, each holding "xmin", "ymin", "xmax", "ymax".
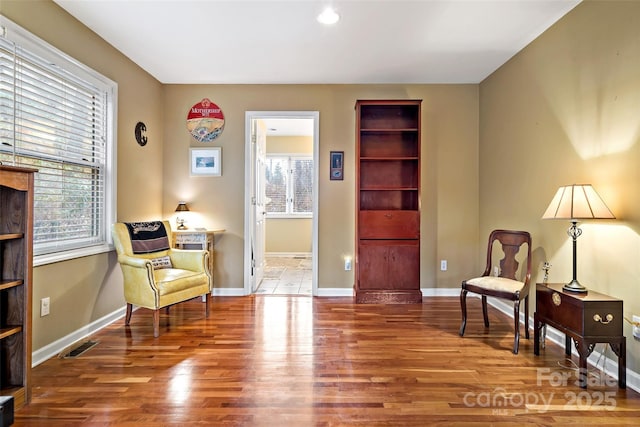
[
  {"xmin": 584, "ymin": 305, "xmax": 623, "ymax": 336},
  {"xmin": 175, "ymin": 233, "xmax": 206, "ymax": 244}
]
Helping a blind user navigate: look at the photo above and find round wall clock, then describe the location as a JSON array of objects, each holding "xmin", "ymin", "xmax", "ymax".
[
  {"xmin": 135, "ymin": 121, "xmax": 148, "ymax": 146},
  {"xmin": 186, "ymin": 98, "xmax": 225, "ymax": 142}
]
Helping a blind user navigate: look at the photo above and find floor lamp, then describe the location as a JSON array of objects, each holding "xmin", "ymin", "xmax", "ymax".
[{"xmin": 542, "ymin": 184, "xmax": 615, "ymax": 293}]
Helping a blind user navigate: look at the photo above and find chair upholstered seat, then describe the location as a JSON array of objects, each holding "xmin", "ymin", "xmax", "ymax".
[
  {"xmin": 112, "ymin": 220, "xmax": 212, "ymax": 337},
  {"xmin": 465, "ymin": 276, "xmax": 525, "ymax": 293},
  {"xmin": 459, "ymin": 229, "xmax": 532, "ymax": 354}
]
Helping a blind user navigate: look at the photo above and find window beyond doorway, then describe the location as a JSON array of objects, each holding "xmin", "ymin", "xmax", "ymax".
[{"xmin": 265, "ymin": 155, "xmax": 313, "ymax": 217}]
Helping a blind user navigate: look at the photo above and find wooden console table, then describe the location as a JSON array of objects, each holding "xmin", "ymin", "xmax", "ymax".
[{"xmin": 534, "ymin": 283, "xmax": 625, "ymax": 389}]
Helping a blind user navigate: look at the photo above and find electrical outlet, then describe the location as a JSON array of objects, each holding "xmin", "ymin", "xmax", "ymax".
[
  {"xmin": 344, "ymin": 257, "xmax": 352, "ymax": 271},
  {"xmin": 440, "ymin": 260, "xmax": 447, "ymax": 271},
  {"xmin": 633, "ymin": 315, "xmax": 640, "ymax": 339},
  {"xmin": 40, "ymin": 297, "xmax": 50, "ymax": 317}
]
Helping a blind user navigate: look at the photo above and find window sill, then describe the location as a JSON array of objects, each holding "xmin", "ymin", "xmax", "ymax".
[{"xmin": 34, "ymin": 243, "xmax": 114, "ymax": 267}]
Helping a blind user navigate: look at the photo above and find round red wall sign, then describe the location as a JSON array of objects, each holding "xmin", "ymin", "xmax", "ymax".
[{"xmin": 186, "ymin": 98, "xmax": 225, "ymax": 142}]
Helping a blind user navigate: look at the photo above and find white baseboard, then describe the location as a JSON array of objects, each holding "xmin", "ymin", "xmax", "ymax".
[
  {"xmin": 32, "ymin": 305, "xmax": 127, "ymax": 367},
  {"xmin": 316, "ymin": 287, "xmax": 354, "ymax": 297},
  {"xmin": 212, "ymin": 287, "xmax": 247, "ymax": 296},
  {"xmin": 422, "ymin": 287, "xmax": 460, "ymax": 297}
]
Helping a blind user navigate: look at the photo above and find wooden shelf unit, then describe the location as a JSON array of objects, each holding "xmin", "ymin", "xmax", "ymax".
[
  {"xmin": 0, "ymin": 165, "xmax": 36, "ymax": 409},
  {"xmin": 355, "ymin": 100, "xmax": 422, "ymax": 303}
]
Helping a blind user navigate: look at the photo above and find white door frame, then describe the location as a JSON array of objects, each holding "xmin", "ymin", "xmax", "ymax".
[{"xmin": 244, "ymin": 111, "xmax": 319, "ymax": 296}]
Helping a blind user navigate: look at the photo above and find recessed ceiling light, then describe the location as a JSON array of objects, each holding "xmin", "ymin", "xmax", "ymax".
[{"xmin": 317, "ymin": 7, "xmax": 339, "ymax": 25}]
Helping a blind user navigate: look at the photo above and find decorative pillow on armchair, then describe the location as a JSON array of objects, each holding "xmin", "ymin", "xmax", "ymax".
[{"xmin": 151, "ymin": 255, "xmax": 173, "ymax": 269}]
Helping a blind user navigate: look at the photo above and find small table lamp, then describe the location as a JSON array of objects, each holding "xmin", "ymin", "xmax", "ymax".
[
  {"xmin": 542, "ymin": 184, "xmax": 614, "ymax": 293},
  {"xmin": 174, "ymin": 201, "xmax": 190, "ymax": 230}
]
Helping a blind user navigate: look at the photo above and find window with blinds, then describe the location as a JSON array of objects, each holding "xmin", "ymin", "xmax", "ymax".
[
  {"xmin": 0, "ymin": 16, "xmax": 116, "ymax": 263},
  {"xmin": 265, "ymin": 155, "xmax": 313, "ymax": 217}
]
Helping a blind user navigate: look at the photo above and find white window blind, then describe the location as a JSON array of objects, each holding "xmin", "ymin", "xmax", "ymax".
[
  {"xmin": 265, "ymin": 156, "xmax": 312, "ymax": 216},
  {"xmin": 0, "ymin": 17, "xmax": 116, "ymax": 262}
]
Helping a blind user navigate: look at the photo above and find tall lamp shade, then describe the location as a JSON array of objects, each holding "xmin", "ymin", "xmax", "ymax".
[{"xmin": 542, "ymin": 184, "xmax": 614, "ymax": 292}]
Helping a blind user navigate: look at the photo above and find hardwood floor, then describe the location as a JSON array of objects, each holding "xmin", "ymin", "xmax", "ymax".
[{"xmin": 16, "ymin": 296, "xmax": 640, "ymax": 426}]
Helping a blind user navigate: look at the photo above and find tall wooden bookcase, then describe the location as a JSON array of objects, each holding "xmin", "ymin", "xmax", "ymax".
[
  {"xmin": 0, "ymin": 165, "xmax": 35, "ymax": 408},
  {"xmin": 355, "ymin": 100, "xmax": 422, "ymax": 303}
]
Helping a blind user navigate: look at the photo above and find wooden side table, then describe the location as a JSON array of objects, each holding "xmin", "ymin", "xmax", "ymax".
[
  {"xmin": 172, "ymin": 229, "xmax": 224, "ymax": 279},
  {"xmin": 534, "ymin": 283, "xmax": 625, "ymax": 389}
]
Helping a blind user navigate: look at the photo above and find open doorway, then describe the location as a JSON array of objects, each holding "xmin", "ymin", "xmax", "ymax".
[{"xmin": 244, "ymin": 111, "xmax": 319, "ymax": 296}]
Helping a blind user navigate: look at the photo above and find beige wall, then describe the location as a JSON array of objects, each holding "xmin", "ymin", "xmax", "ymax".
[
  {"xmin": 480, "ymin": 0, "xmax": 640, "ymax": 372},
  {"xmin": 162, "ymin": 85, "xmax": 479, "ymax": 289},
  {"xmin": 266, "ymin": 219, "xmax": 313, "ymax": 253},
  {"xmin": 1, "ymin": 0, "xmax": 164, "ymax": 351},
  {"xmin": 267, "ymin": 135, "xmax": 313, "ymax": 154},
  {"xmin": 266, "ymin": 135, "xmax": 313, "ymax": 253}
]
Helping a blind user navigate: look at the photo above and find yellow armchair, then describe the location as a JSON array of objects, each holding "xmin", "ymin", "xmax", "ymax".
[{"xmin": 112, "ymin": 220, "xmax": 212, "ymax": 337}]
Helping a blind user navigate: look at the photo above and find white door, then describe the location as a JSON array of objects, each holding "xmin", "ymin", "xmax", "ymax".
[{"xmin": 251, "ymin": 119, "xmax": 267, "ymax": 292}]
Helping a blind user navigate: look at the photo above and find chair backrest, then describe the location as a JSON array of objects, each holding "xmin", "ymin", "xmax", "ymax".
[
  {"xmin": 483, "ymin": 229, "xmax": 531, "ymax": 283},
  {"xmin": 112, "ymin": 220, "xmax": 173, "ymax": 259}
]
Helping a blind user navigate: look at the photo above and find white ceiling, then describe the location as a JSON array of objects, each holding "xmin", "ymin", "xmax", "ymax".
[{"xmin": 53, "ymin": 0, "xmax": 581, "ymax": 85}]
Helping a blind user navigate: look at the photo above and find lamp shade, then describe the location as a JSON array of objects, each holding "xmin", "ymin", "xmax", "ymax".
[
  {"xmin": 175, "ymin": 202, "xmax": 190, "ymax": 212},
  {"xmin": 542, "ymin": 184, "xmax": 614, "ymax": 220}
]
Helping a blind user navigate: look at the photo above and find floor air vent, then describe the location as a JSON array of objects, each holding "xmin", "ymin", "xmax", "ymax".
[{"xmin": 59, "ymin": 340, "xmax": 98, "ymax": 358}]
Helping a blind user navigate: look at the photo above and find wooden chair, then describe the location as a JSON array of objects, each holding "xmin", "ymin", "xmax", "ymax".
[{"xmin": 459, "ymin": 229, "xmax": 532, "ymax": 354}]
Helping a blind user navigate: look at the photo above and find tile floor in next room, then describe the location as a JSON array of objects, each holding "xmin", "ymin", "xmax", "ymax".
[{"xmin": 256, "ymin": 255, "xmax": 312, "ymax": 296}]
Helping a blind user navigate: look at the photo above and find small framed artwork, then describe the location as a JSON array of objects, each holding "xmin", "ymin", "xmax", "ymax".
[
  {"xmin": 190, "ymin": 147, "xmax": 221, "ymax": 176},
  {"xmin": 330, "ymin": 151, "xmax": 344, "ymax": 181}
]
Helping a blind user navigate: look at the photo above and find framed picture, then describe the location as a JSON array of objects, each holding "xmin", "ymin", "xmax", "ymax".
[
  {"xmin": 190, "ymin": 147, "xmax": 221, "ymax": 176},
  {"xmin": 330, "ymin": 151, "xmax": 344, "ymax": 181}
]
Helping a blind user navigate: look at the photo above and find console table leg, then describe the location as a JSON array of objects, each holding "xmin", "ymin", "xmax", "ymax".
[
  {"xmin": 611, "ymin": 338, "xmax": 627, "ymax": 389},
  {"xmin": 575, "ymin": 339, "xmax": 596, "ymax": 389},
  {"xmin": 578, "ymin": 355, "xmax": 588, "ymax": 389},
  {"xmin": 620, "ymin": 338, "xmax": 626, "ymax": 389}
]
